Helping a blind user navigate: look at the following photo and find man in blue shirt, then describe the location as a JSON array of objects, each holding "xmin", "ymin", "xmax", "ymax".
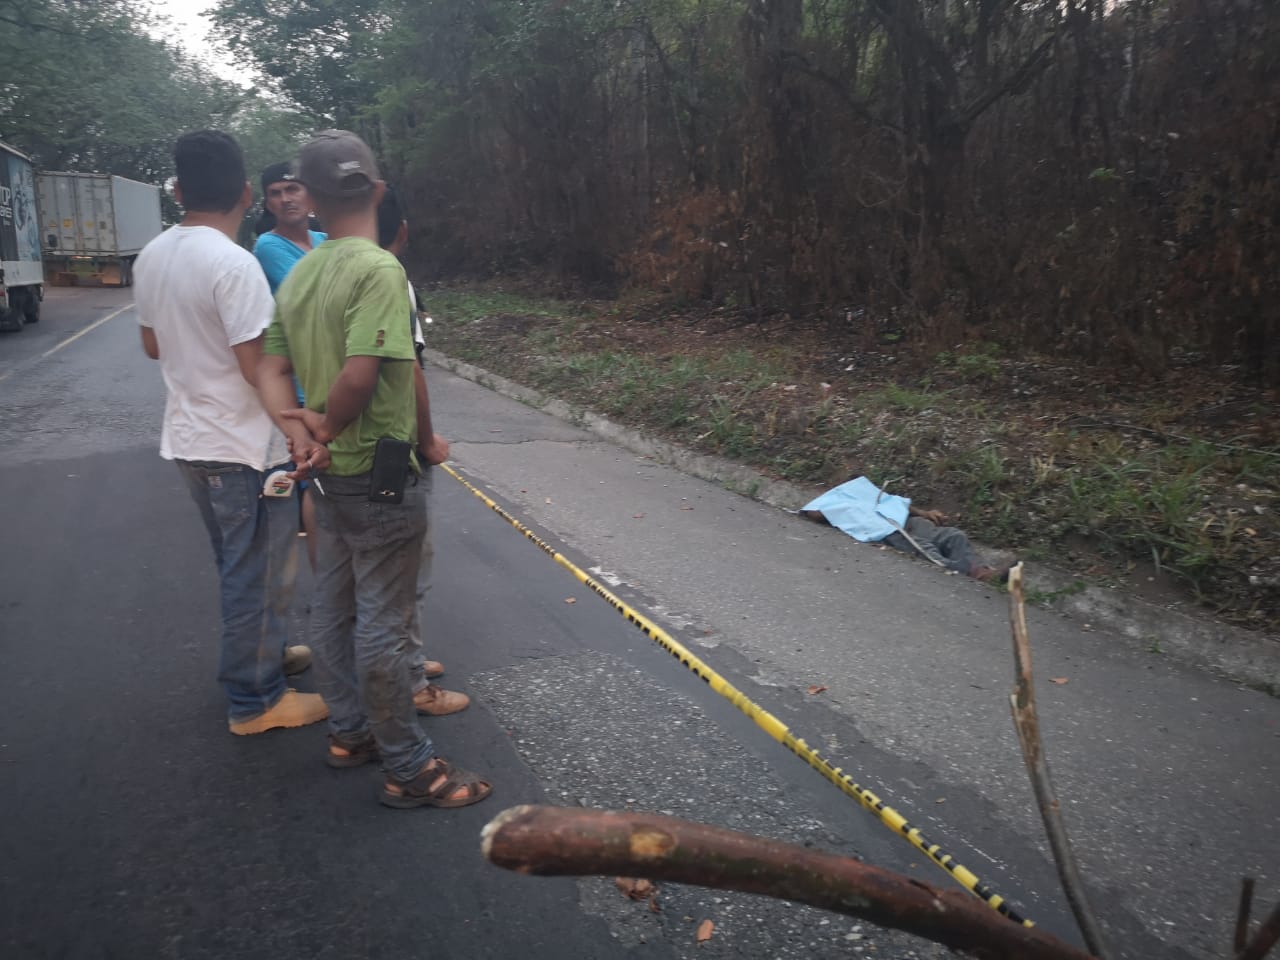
[{"xmin": 253, "ymin": 162, "xmax": 326, "ymax": 293}]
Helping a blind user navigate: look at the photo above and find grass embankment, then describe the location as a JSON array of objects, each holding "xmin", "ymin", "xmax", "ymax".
[{"xmin": 423, "ymin": 286, "xmax": 1280, "ymax": 631}]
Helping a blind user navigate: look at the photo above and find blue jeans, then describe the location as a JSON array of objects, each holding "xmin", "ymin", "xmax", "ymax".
[
  {"xmin": 176, "ymin": 460, "xmax": 297, "ymax": 722},
  {"xmin": 310, "ymin": 471, "xmax": 434, "ymax": 782}
]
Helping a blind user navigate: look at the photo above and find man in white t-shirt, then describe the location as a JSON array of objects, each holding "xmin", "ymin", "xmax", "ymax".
[{"xmin": 134, "ymin": 130, "xmax": 328, "ymax": 736}]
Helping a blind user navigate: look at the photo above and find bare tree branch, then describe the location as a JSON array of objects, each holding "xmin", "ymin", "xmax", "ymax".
[
  {"xmin": 779, "ymin": 51, "xmax": 904, "ymax": 135},
  {"xmin": 1238, "ymin": 897, "xmax": 1280, "ymax": 960},
  {"xmin": 866, "ymin": 0, "xmax": 959, "ymax": 95},
  {"xmin": 961, "ymin": 31, "xmax": 1059, "ymax": 129},
  {"xmin": 1008, "ymin": 563, "xmax": 1111, "ymax": 960},
  {"xmin": 483, "ymin": 804, "xmax": 1097, "ymax": 960},
  {"xmin": 0, "ymin": 9, "xmax": 80, "ymax": 36},
  {"xmin": 1237, "ymin": 878, "xmax": 1257, "ymax": 954}
]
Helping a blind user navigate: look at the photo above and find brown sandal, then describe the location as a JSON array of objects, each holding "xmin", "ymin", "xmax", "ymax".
[
  {"xmin": 380, "ymin": 758, "xmax": 493, "ymax": 809},
  {"xmin": 326, "ymin": 733, "xmax": 379, "ymax": 769}
]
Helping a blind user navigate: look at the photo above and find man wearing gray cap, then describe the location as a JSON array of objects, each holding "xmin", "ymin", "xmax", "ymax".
[{"xmin": 256, "ymin": 130, "xmax": 492, "ymax": 809}]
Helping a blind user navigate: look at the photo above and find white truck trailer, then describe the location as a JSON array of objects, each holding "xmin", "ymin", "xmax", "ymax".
[
  {"xmin": 37, "ymin": 171, "xmax": 162, "ymax": 287},
  {"xmin": 0, "ymin": 140, "xmax": 45, "ymax": 331}
]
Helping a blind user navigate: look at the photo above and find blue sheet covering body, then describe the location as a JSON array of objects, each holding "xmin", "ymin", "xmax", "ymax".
[{"xmin": 801, "ymin": 476, "xmax": 911, "ymax": 543}]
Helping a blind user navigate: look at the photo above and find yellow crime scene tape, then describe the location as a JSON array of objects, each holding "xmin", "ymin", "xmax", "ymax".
[{"xmin": 440, "ymin": 461, "xmax": 1033, "ymax": 927}]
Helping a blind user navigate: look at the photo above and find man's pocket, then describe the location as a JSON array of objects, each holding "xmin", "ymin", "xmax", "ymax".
[{"xmin": 200, "ymin": 464, "xmax": 257, "ymax": 528}]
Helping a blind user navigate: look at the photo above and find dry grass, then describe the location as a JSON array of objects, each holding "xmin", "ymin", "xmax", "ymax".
[{"xmin": 425, "ymin": 285, "xmax": 1280, "ymax": 631}]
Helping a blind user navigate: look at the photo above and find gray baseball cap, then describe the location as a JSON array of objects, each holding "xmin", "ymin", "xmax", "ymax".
[{"xmin": 294, "ymin": 129, "xmax": 380, "ymax": 198}]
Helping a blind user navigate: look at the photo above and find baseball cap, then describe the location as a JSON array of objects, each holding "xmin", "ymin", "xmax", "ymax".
[
  {"xmin": 259, "ymin": 161, "xmax": 295, "ymax": 195},
  {"xmin": 294, "ymin": 129, "xmax": 380, "ymax": 198}
]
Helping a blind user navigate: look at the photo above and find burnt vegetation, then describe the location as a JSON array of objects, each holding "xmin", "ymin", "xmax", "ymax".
[{"xmin": 208, "ymin": 0, "xmax": 1280, "ymax": 388}]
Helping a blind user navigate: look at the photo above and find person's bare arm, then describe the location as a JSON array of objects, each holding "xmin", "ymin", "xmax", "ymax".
[
  {"xmin": 281, "ymin": 355, "xmax": 381, "ymax": 444},
  {"xmin": 258, "ymin": 352, "xmax": 302, "ymax": 432},
  {"xmin": 413, "ymin": 364, "xmax": 449, "ymax": 465},
  {"xmin": 909, "ymin": 504, "xmax": 947, "ymax": 524},
  {"xmin": 256, "ymin": 353, "xmax": 329, "ymax": 474},
  {"xmin": 230, "ymin": 336, "xmax": 263, "ymax": 387},
  {"xmin": 140, "ymin": 327, "xmax": 160, "ymax": 360}
]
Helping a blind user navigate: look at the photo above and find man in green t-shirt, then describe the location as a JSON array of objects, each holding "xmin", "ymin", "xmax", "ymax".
[{"xmin": 257, "ymin": 130, "xmax": 491, "ymax": 810}]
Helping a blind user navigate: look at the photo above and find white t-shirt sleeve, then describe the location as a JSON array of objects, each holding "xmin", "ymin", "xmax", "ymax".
[
  {"xmin": 135, "ymin": 251, "xmax": 154, "ymax": 328},
  {"xmin": 216, "ymin": 260, "xmax": 277, "ymax": 346},
  {"xmin": 408, "ymin": 282, "xmax": 425, "ymax": 347}
]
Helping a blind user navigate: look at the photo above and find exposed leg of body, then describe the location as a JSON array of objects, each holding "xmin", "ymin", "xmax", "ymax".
[
  {"xmin": 885, "ymin": 516, "xmax": 1006, "ymax": 580},
  {"xmin": 884, "ymin": 516, "xmax": 974, "ymax": 574}
]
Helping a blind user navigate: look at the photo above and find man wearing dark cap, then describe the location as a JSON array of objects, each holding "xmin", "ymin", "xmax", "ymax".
[
  {"xmin": 253, "ymin": 162, "xmax": 326, "ymax": 294},
  {"xmin": 257, "ymin": 130, "xmax": 492, "ymax": 810}
]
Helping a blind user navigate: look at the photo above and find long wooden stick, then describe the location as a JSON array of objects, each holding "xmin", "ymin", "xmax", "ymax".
[
  {"xmin": 482, "ymin": 805, "xmax": 1096, "ymax": 960},
  {"xmin": 1007, "ymin": 563, "xmax": 1111, "ymax": 960},
  {"xmin": 1237, "ymin": 878, "xmax": 1257, "ymax": 954},
  {"xmin": 1238, "ymin": 897, "xmax": 1280, "ymax": 960}
]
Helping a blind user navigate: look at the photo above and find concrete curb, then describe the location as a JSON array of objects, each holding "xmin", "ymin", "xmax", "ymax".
[{"xmin": 425, "ymin": 348, "xmax": 1280, "ymax": 694}]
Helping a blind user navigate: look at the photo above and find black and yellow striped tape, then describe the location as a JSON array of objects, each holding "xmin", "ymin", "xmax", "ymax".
[{"xmin": 441, "ymin": 462, "xmax": 1032, "ymax": 927}]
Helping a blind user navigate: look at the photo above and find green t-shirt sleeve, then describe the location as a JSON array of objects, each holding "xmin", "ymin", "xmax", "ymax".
[
  {"xmin": 345, "ymin": 261, "xmax": 415, "ymax": 361},
  {"xmin": 263, "ymin": 304, "xmax": 290, "ymax": 357}
]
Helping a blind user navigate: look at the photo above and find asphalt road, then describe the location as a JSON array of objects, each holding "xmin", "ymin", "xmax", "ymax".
[{"xmin": 1, "ymin": 288, "xmax": 1276, "ymax": 960}]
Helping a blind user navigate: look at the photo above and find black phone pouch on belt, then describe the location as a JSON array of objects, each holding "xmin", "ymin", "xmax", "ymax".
[{"xmin": 369, "ymin": 438, "xmax": 413, "ymax": 503}]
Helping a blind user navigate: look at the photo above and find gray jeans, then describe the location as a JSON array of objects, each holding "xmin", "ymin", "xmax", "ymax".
[
  {"xmin": 884, "ymin": 516, "xmax": 979, "ymax": 575},
  {"xmin": 310, "ymin": 470, "xmax": 434, "ymax": 781},
  {"xmin": 408, "ymin": 468, "xmax": 434, "ymax": 694}
]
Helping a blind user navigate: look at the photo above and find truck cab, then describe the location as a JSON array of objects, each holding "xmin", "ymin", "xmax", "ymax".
[{"xmin": 0, "ymin": 140, "xmax": 44, "ymax": 331}]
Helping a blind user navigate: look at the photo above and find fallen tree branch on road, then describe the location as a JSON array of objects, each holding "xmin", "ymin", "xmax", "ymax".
[{"xmin": 482, "ymin": 804, "xmax": 1096, "ymax": 960}]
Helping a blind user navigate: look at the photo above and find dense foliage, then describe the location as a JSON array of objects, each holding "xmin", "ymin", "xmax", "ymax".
[
  {"xmin": 6, "ymin": 0, "xmax": 1275, "ymax": 382},
  {"xmin": 0, "ymin": 0, "xmax": 312, "ymax": 206},
  {"xmin": 206, "ymin": 0, "xmax": 1278, "ymax": 383}
]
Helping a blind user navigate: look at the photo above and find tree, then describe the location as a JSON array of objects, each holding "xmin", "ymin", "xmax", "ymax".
[
  {"xmin": 0, "ymin": 0, "xmax": 242, "ymax": 182},
  {"xmin": 184, "ymin": 0, "xmax": 1280, "ymax": 382},
  {"xmin": 208, "ymin": 0, "xmax": 391, "ymax": 128}
]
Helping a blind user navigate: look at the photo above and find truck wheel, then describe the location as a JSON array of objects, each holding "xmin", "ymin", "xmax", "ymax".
[
  {"xmin": 0, "ymin": 301, "xmax": 25, "ymax": 333},
  {"xmin": 23, "ymin": 289, "xmax": 40, "ymax": 323}
]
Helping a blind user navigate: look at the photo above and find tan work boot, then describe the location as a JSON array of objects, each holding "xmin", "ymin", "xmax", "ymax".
[
  {"xmin": 229, "ymin": 690, "xmax": 329, "ymax": 736},
  {"xmin": 283, "ymin": 645, "xmax": 312, "ymax": 676},
  {"xmin": 413, "ymin": 685, "xmax": 470, "ymax": 716},
  {"xmin": 423, "ymin": 660, "xmax": 444, "ymax": 679}
]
